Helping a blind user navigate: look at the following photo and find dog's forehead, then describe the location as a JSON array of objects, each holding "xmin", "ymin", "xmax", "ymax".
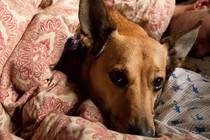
[
  {"xmin": 105, "ymin": 31, "xmax": 167, "ymax": 70},
  {"xmin": 107, "ymin": 31, "xmax": 168, "ymax": 64}
]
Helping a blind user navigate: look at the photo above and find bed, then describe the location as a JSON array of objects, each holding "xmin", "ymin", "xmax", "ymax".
[{"xmin": 0, "ymin": 0, "xmax": 210, "ymax": 139}]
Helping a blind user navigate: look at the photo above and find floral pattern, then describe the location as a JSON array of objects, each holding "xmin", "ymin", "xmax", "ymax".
[
  {"xmin": 13, "ymin": 17, "xmax": 67, "ymax": 83},
  {"xmin": 0, "ymin": 0, "xmax": 208, "ymax": 140},
  {"xmin": 78, "ymin": 99, "xmax": 104, "ymax": 123},
  {"xmin": 38, "ymin": 96, "xmax": 72, "ymax": 121},
  {"xmin": 0, "ymin": 1, "xmax": 34, "ymax": 75},
  {"xmin": 104, "ymin": 0, "xmax": 175, "ymax": 40},
  {"xmin": 85, "ymin": 126, "xmax": 118, "ymax": 140}
]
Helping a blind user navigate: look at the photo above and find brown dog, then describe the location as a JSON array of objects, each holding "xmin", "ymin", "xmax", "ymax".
[{"xmin": 55, "ymin": 0, "xmax": 201, "ymax": 137}]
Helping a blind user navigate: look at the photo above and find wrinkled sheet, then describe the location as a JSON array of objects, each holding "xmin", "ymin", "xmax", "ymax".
[
  {"xmin": 155, "ymin": 68, "xmax": 210, "ymax": 139},
  {"xmin": 0, "ymin": 0, "xmax": 209, "ymax": 139}
]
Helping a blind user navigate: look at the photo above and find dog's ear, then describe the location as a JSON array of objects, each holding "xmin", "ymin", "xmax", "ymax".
[
  {"xmin": 161, "ymin": 20, "xmax": 202, "ymax": 78},
  {"xmin": 79, "ymin": 0, "xmax": 116, "ymax": 56}
]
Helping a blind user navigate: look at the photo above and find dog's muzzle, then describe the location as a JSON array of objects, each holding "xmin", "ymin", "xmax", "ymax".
[{"xmin": 127, "ymin": 119, "xmax": 155, "ymax": 137}]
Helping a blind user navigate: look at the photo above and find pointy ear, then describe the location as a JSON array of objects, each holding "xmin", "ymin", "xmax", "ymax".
[
  {"xmin": 79, "ymin": 0, "xmax": 116, "ymax": 56},
  {"xmin": 161, "ymin": 20, "xmax": 202, "ymax": 78}
]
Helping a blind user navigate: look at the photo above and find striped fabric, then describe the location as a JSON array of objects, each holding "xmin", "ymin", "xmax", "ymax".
[{"xmin": 155, "ymin": 68, "xmax": 210, "ymax": 139}]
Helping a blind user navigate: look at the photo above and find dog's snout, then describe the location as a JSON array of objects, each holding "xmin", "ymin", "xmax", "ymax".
[
  {"xmin": 127, "ymin": 118, "xmax": 155, "ymax": 137},
  {"xmin": 140, "ymin": 128, "xmax": 154, "ymax": 137},
  {"xmin": 128, "ymin": 125, "xmax": 155, "ymax": 137}
]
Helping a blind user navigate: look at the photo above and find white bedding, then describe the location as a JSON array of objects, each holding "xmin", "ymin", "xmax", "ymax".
[{"xmin": 155, "ymin": 68, "xmax": 210, "ymax": 139}]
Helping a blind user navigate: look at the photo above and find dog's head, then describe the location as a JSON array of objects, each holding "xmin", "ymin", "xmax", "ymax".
[{"xmin": 78, "ymin": 0, "xmax": 201, "ymax": 137}]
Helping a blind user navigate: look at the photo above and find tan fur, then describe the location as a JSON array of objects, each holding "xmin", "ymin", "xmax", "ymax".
[
  {"xmin": 56, "ymin": 0, "xmax": 201, "ymax": 137},
  {"xmin": 80, "ymin": 10, "xmax": 170, "ymax": 136}
]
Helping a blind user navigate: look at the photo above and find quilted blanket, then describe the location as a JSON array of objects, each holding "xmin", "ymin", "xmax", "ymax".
[{"xmin": 0, "ymin": 0, "xmax": 210, "ymax": 139}]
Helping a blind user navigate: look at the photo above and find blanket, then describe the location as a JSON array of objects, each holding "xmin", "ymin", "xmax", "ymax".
[{"xmin": 0, "ymin": 0, "xmax": 209, "ymax": 139}]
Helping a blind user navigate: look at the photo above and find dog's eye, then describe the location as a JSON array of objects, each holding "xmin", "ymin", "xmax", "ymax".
[
  {"xmin": 109, "ymin": 71, "xmax": 129, "ymax": 87},
  {"xmin": 153, "ymin": 77, "xmax": 164, "ymax": 91}
]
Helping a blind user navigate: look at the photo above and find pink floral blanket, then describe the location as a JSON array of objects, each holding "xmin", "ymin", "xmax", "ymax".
[{"xmin": 0, "ymin": 0, "xmax": 208, "ymax": 139}]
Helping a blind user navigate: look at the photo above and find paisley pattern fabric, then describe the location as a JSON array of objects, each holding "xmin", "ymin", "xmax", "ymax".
[
  {"xmin": 0, "ymin": 0, "xmax": 209, "ymax": 140},
  {"xmin": 104, "ymin": 0, "xmax": 175, "ymax": 40}
]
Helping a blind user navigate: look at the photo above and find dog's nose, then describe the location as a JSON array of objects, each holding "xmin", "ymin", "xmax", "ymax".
[
  {"xmin": 139, "ymin": 128, "xmax": 155, "ymax": 137},
  {"xmin": 128, "ymin": 120, "xmax": 155, "ymax": 137},
  {"xmin": 128, "ymin": 126, "xmax": 155, "ymax": 137}
]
